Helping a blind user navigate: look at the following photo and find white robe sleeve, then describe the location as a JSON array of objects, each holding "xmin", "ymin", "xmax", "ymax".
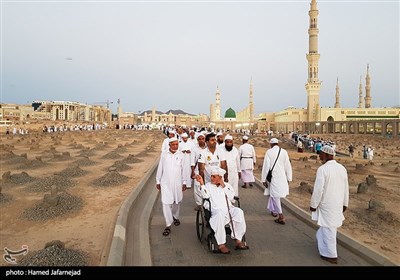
[
  {"xmin": 310, "ymin": 167, "xmax": 325, "ymax": 209},
  {"xmin": 156, "ymin": 152, "xmax": 165, "ymax": 184}
]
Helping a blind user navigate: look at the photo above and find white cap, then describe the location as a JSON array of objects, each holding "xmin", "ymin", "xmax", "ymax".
[
  {"xmin": 195, "ymin": 132, "xmax": 203, "ymax": 139},
  {"xmin": 168, "ymin": 137, "xmax": 179, "ymax": 143},
  {"xmin": 224, "ymin": 135, "xmax": 233, "ymax": 141},
  {"xmin": 270, "ymin": 138, "xmax": 279, "ymax": 144},
  {"xmin": 210, "ymin": 167, "xmax": 226, "ymax": 177},
  {"xmin": 216, "ymin": 132, "xmax": 223, "ymax": 137},
  {"xmin": 181, "ymin": 132, "xmax": 188, "ymax": 138},
  {"xmin": 242, "ymin": 135, "xmax": 249, "ymax": 140},
  {"xmin": 321, "ymin": 145, "xmax": 335, "ymax": 156}
]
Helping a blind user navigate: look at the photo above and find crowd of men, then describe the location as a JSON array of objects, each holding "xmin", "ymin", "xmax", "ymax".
[{"xmin": 155, "ymin": 126, "xmax": 349, "ymax": 263}]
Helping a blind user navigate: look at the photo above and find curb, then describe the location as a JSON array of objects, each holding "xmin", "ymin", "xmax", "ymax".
[{"xmin": 106, "ymin": 157, "xmax": 160, "ymax": 266}]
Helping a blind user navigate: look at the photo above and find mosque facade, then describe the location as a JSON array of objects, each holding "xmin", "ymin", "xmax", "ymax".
[{"xmin": 208, "ymin": 0, "xmax": 399, "ymax": 136}]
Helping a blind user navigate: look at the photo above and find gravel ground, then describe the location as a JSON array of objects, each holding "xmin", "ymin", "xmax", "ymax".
[
  {"xmin": 21, "ymin": 192, "xmax": 83, "ymax": 221},
  {"xmin": 19, "ymin": 242, "xmax": 89, "ymax": 266},
  {"xmin": 92, "ymin": 171, "xmax": 129, "ymax": 187},
  {"xmin": 25, "ymin": 175, "xmax": 75, "ymax": 193}
]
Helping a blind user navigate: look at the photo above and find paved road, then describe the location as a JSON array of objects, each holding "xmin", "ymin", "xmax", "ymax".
[{"xmin": 149, "ymin": 183, "xmax": 373, "ymax": 266}]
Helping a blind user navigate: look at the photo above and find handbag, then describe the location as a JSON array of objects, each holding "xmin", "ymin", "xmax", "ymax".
[{"xmin": 266, "ymin": 148, "xmax": 281, "ymax": 184}]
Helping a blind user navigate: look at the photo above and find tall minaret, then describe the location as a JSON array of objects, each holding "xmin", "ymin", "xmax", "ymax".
[
  {"xmin": 249, "ymin": 78, "xmax": 254, "ymax": 121},
  {"xmin": 358, "ymin": 76, "xmax": 364, "ymax": 108},
  {"xmin": 305, "ymin": 0, "xmax": 321, "ymax": 122},
  {"xmin": 365, "ymin": 64, "xmax": 371, "ymax": 108},
  {"xmin": 334, "ymin": 77, "xmax": 340, "ymax": 108},
  {"xmin": 151, "ymin": 107, "xmax": 156, "ymax": 122},
  {"xmin": 215, "ymin": 86, "xmax": 221, "ymax": 120},
  {"xmin": 117, "ymin": 98, "xmax": 123, "ymax": 117}
]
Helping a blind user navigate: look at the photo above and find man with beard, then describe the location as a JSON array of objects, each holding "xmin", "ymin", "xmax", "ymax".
[
  {"xmin": 216, "ymin": 132, "xmax": 225, "ymax": 149},
  {"xmin": 218, "ymin": 135, "xmax": 241, "ymax": 198}
]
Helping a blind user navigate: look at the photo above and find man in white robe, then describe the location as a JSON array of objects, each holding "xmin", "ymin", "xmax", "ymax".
[
  {"xmin": 195, "ymin": 167, "xmax": 248, "ymax": 254},
  {"xmin": 198, "ymin": 133, "xmax": 228, "ymax": 184},
  {"xmin": 191, "ymin": 132, "xmax": 208, "ymax": 210},
  {"xmin": 218, "ymin": 135, "xmax": 241, "ymax": 198},
  {"xmin": 310, "ymin": 145, "xmax": 349, "ymax": 264},
  {"xmin": 238, "ymin": 135, "xmax": 256, "ymax": 188},
  {"xmin": 179, "ymin": 132, "xmax": 193, "ymax": 188},
  {"xmin": 261, "ymin": 138, "xmax": 292, "ymax": 224},
  {"xmin": 156, "ymin": 137, "xmax": 187, "ymax": 236},
  {"xmin": 161, "ymin": 130, "xmax": 176, "ymax": 152}
]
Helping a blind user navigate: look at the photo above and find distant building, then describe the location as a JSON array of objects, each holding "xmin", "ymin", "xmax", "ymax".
[
  {"xmin": 137, "ymin": 107, "xmax": 209, "ymax": 128},
  {"xmin": 0, "ymin": 101, "xmax": 112, "ymax": 124}
]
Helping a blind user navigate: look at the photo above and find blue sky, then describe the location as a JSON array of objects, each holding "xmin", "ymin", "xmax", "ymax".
[{"xmin": 1, "ymin": 0, "xmax": 399, "ymax": 115}]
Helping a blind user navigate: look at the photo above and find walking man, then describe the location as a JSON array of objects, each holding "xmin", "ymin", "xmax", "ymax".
[
  {"xmin": 310, "ymin": 145, "xmax": 349, "ymax": 264},
  {"xmin": 156, "ymin": 137, "xmax": 187, "ymax": 236},
  {"xmin": 219, "ymin": 134, "xmax": 241, "ymax": 198},
  {"xmin": 261, "ymin": 138, "xmax": 292, "ymax": 224},
  {"xmin": 239, "ymin": 135, "xmax": 256, "ymax": 188}
]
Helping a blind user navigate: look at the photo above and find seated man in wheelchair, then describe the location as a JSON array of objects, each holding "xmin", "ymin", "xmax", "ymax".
[{"xmin": 195, "ymin": 167, "xmax": 249, "ymax": 254}]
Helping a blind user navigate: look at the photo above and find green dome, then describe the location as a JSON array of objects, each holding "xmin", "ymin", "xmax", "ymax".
[{"xmin": 224, "ymin": 107, "xmax": 236, "ymax": 119}]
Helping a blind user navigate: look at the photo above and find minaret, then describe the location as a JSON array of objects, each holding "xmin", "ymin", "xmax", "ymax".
[
  {"xmin": 365, "ymin": 64, "xmax": 371, "ymax": 108},
  {"xmin": 249, "ymin": 78, "xmax": 254, "ymax": 121},
  {"xmin": 358, "ymin": 76, "xmax": 364, "ymax": 108},
  {"xmin": 117, "ymin": 98, "xmax": 123, "ymax": 117},
  {"xmin": 151, "ymin": 107, "xmax": 156, "ymax": 122},
  {"xmin": 305, "ymin": 0, "xmax": 321, "ymax": 122},
  {"xmin": 215, "ymin": 86, "xmax": 221, "ymax": 120},
  {"xmin": 334, "ymin": 77, "xmax": 340, "ymax": 108}
]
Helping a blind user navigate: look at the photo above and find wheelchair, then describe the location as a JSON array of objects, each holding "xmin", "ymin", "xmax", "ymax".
[{"xmin": 195, "ymin": 196, "xmax": 247, "ymax": 253}]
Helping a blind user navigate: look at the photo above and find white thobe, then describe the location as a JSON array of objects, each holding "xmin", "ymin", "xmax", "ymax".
[
  {"xmin": 219, "ymin": 146, "xmax": 241, "ymax": 197},
  {"xmin": 161, "ymin": 138, "xmax": 171, "ymax": 152},
  {"xmin": 261, "ymin": 146, "xmax": 292, "ymax": 198},
  {"xmin": 198, "ymin": 148, "xmax": 226, "ymax": 183},
  {"xmin": 310, "ymin": 160, "xmax": 349, "ymax": 258},
  {"xmin": 310, "ymin": 160, "xmax": 349, "ymax": 228},
  {"xmin": 156, "ymin": 150, "xmax": 186, "ymax": 227},
  {"xmin": 200, "ymin": 182, "xmax": 246, "ymax": 245},
  {"xmin": 179, "ymin": 140, "xmax": 194, "ymax": 187},
  {"xmin": 238, "ymin": 143, "xmax": 256, "ymax": 170},
  {"xmin": 239, "ymin": 143, "xmax": 256, "ymax": 183},
  {"xmin": 191, "ymin": 144, "xmax": 207, "ymax": 206}
]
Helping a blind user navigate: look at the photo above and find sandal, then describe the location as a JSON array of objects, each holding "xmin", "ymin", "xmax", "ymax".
[
  {"xmin": 270, "ymin": 211, "xmax": 278, "ymax": 217},
  {"xmin": 217, "ymin": 245, "xmax": 231, "ymax": 254},
  {"xmin": 235, "ymin": 242, "xmax": 249, "ymax": 250},
  {"xmin": 274, "ymin": 218, "xmax": 286, "ymax": 225},
  {"xmin": 173, "ymin": 218, "xmax": 180, "ymax": 226},
  {"xmin": 162, "ymin": 227, "xmax": 171, "ymax": 236}
]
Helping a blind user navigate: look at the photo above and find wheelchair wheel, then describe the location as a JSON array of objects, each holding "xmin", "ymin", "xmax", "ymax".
[{"xmin": 196, "ymin": 208, "xmax": 205, "ymax": 242}]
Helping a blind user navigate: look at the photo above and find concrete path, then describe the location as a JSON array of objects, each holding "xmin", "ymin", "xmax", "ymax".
[{"xmin": 149, "ymin": 182, "xmax": 373, "ymax": 266}]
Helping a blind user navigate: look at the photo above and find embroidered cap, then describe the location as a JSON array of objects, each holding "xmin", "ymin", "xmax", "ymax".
[{"xmin": 321, "ymin": 145, "xmax": 335, "ymax": 156}]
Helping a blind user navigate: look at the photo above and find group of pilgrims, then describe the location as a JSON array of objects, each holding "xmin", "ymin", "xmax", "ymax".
[
  {"xmin": 156, "ymin": 126, "xmax": 257, "ymax": 253},
  {"xmin": 155, "ymin": 125, "xmax": 350, "ymax": 263}
]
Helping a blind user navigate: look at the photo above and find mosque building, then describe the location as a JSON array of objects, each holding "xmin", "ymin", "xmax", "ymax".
[{"xmin": 208, "ymin": 0, "xmax": 399, "ymax": 136}]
